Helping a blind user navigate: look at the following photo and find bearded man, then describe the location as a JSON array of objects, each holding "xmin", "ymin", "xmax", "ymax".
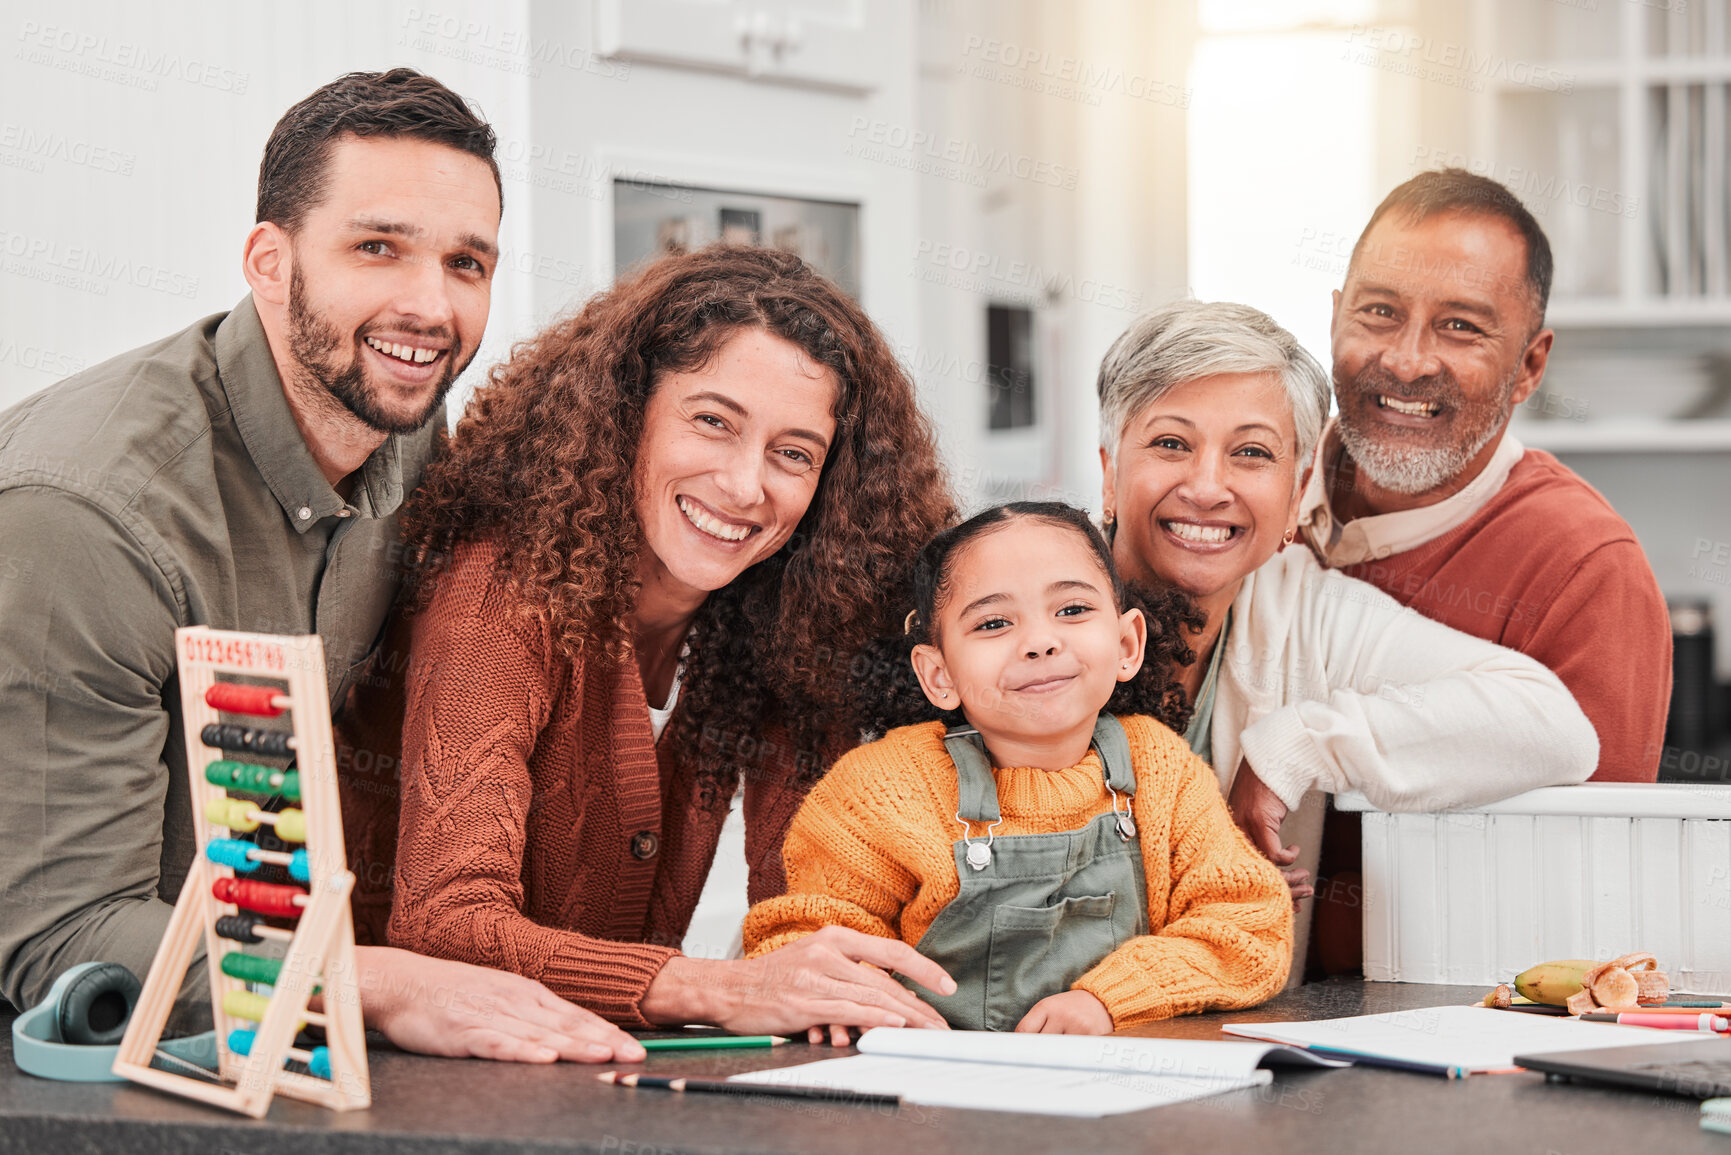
[
  {"xmin": 0, "ymin": 69, "xmax": 642, "ymax": 1063},
  {"xmin": 1297, "ymin": 168, "xmax": 1669, "ymax": 782}
]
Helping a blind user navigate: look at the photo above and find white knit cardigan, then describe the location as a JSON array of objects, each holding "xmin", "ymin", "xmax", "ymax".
[
  {"xmin": 1209, "ymin": 544, "xmax": 1599, "ymax": 810},
  {"xmin": 1205, "ymin": 545, "xmax": 1599, "ymax": 976}
]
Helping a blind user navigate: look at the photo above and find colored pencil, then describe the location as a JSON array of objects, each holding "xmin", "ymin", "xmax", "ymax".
[
  {"xmin": 1495, "ymin": 1003, "xmax": 1568, "ymax": 1015},
  {"xmin": 1598, "ymin": 1003, "xmax": 1731, "ymax": 1014},
  {"xmin": 599, "ymin": 1071, "xmax": 901, "ymax": 1106},
  {"xmin": 638, "ymin": 1035, "xmax": 791, "ymax": 1052},
  {"xmin": 1301, "ymin": 1045, "xmax": 1468, "ymax": 1079},
  {"xmin": 1579, "ymin": 1013, "xmax": 1729, "ymax": 1032}
]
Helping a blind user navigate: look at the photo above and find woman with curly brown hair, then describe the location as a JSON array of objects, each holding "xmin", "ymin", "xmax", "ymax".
[{"xmin": 379, "ymin": 245, "xmax": 959, "ymax": 1040}]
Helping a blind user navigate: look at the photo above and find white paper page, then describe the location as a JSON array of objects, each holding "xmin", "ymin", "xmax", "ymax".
[
  {"xmin": 1222, "ymin": 1004, "xmax": 1720, "ymax": 1072},
  {"xmin": 855, "ymin": 1027, "xmax": 1342, "ymax": 1079},
  {"xmin": 730, "ymin": 1054, "xmax": 1270, "ymax": 1117}
]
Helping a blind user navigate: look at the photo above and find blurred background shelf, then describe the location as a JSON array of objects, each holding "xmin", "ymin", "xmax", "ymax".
[
  {"xmin": 1515, "ymin": 419, "xmax": 1731, "ymax": 453},
  {"xmin": 1472, "ymin": 0, "xmax": 1731, "ymax": 775},
  {"xmin": 1547, "ymin": 300, "xmax": 1731, "ymax": 327}
]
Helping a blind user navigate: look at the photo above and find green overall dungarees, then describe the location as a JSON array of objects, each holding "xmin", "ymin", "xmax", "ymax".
[{"xmin": 904, "ymin": 716, "xmax": 1150, "ymax": 1032}]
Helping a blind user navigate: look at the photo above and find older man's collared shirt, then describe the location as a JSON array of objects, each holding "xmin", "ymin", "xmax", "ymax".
[
  {"xmin": 1297, "ymin": 417, "xmax": 1525, "ymax": 567},
  {"xmin": 0, "ymin": 296, "xmax": 439, "ymax": 1020},
  {"xmin": 1293, "ymin": 414, "xmax": 1670, "ymax": 780}
]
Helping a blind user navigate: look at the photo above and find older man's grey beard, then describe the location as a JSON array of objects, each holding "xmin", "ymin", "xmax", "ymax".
[{"xmin": 1336, "ymin": 364, "xmax": 1518, "ymax": 495}]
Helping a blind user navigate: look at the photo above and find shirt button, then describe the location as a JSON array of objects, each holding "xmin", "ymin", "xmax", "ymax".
[
  {"xmin": 630, "ymin": 831, "xmax": 659, "ymax": 860},
  {"xmin": 297, "ymin": 506, "xmax": 312, "ymax": 521}
]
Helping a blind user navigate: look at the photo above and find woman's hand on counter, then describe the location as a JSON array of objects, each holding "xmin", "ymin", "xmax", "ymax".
[
  {"xmin": 352, "ymin": 946, "xmax": 647, "ymax": 1064},
  {"xmin": 639, "ymin": 926, "xmax": 956, "ymax": 1036}
]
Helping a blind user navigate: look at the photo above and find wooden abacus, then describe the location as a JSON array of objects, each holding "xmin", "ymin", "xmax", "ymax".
[{"xmin": 113, "ymin": 626, "xmax": 369, "ymax": 1116}]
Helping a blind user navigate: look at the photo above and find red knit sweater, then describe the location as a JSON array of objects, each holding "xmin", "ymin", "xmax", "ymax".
[
  {"xmin": 351, "ymin": 537, "xmax": 815, "ymax": 1026},
  {"xmin": 1338, "ymin": 449, "xmax": 1670, "ymax": 782}
]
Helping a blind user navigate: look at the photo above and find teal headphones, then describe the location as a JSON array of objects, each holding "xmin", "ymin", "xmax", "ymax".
[{"xmin": 12, "ymin": 962, "xmax": 216, "ymax": 1082}]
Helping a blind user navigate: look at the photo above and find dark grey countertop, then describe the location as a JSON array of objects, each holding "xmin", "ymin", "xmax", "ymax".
[{"xmin": 2, "ymin": 979, "xmax": 1724, "ymax": 1154}]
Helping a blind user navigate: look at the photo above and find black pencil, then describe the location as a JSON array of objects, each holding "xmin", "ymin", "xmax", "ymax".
[{"xmin": 598, "ymin": 1070, "xmax": 901, "ymax": 1107}]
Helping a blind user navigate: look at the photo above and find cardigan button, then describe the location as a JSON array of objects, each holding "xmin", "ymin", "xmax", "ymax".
[{"xmin": 630, "ymin": 831, "xmax": 659, "ymax": 860}]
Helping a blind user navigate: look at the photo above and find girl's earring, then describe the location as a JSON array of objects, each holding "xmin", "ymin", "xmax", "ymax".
[
  {"xmin": 1102, "ymin": 509, "xmax": 1115, "ymax": 529},
  {"xmin": 1281, "ymin": 528, "xmax": 1295, "ymax": 547}
]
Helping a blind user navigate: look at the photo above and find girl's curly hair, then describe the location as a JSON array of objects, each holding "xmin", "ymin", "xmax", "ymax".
[
  {"xmin": 851, "ymin": 502, "xmax": 1203, "ymax": 740},
  {"xmin": 400, "ymin": 244, "xmax": 956, "ymax": 805}
]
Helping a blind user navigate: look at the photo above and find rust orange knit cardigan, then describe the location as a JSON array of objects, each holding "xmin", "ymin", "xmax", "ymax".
[{"xmin": 340, "ymin": 537, "xmax": 816, "ymax": 1027}]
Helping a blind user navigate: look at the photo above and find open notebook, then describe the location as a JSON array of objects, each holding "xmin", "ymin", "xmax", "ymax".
[
  {"xmin": 728, "ymin": 1028, "xmax": 1345, "ymax": 1117},
  {"xmin": 1223, "ymin": 1004, "xmax": 1721, "ymax": 1074}
]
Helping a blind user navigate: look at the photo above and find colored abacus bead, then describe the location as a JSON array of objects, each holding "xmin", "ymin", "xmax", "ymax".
[
  {"xmin": 212, "ymin": 877, "xmax": 307, "ymax": 919},
  {"xmin": 219, "ymin": 951, "xmax": 321, "ymax": 992},
  {"xmin": 220, "ymin": 989, "xmax": 310, "ymax": 1032},
  {"xmin": 200, "ymin": 722, "xmax": 294, "ymax": 759},
  {"xmin": 204, "ymin": 683, "xmax": 289, "ymax": 717},
  {"xmin": 214, "ymin": 913, "xmax": 267, "ymax": 944},
  {"xmin": 214, "ymin": 913, "xmax": 295, "ymax": 945},
  {"xmin": 274, "ymin": 808, "xmax": 306, "ymax": 843},
  {"xmin": 221, "ymin": 989, "xmax": 273, "ymax": 1021},
  {"xmin": 204, "ymin": 759, "xmax": 300, "ymax": 801},
  {"xmin": 204, "ymin": 839, "xmax": 309, "ymax": 881},
  {"xmin": 206, "ymin": 838, "xmax": 264, "ymax": 874},
  {"xmin": 227, "ymin": 1029, "xmax": 331, "ymax": 1081},
  {"xmin": 203, "ymin": 799, "xmax": 307, "ymax": 843},
  {"xmin": 205, "ymin": 797, "xmax": 259, "ymax": 832},
  {"xmin": 220, "ymin": 951, "xmax": 282, "ymax": 985}
]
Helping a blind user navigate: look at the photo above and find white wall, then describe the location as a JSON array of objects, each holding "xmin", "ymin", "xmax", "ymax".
[
  {"xmin": 0, "ymin": 0, "xmax": 920, "ymax": 426},
  {"xmin": 914, "ymin": 0, "xmax": 1195, "ymax": 512},
  {"xmin": 0, "ymin": 0, "xmax": 538, "ymax": 415},
  {"xmin": 1, "ymin": 0, "xmax": 1194, "ymax": 517}
]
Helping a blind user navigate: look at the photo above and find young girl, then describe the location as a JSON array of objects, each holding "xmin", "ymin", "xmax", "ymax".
[{"xmin": 741, "ymin": 503, "xmax": 1292, "ymax": 1038}]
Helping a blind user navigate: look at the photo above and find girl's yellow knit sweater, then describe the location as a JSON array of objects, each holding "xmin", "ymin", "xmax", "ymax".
[{"xmin": 743, "ymin": 715, "xmax": 1293, "ymax": 1027}]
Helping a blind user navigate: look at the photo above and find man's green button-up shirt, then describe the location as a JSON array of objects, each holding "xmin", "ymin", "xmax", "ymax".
[{"xmin": 0, "ymin": 296, "xmax": 440, "ymax": 1023}]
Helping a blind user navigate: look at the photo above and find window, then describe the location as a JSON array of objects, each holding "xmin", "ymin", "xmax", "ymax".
[{"xmin": 986, "ymin": 304, "xmax": 1035, "ymax": 431}]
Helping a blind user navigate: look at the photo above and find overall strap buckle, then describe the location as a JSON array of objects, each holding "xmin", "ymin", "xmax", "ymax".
[
  {"xmin": 944, "ymin": 723, "xmax": 1002, "ymax": 870},
  {"xmin": 1092, "ymin": 715, "xmax": 1137, "ymax": 842}
]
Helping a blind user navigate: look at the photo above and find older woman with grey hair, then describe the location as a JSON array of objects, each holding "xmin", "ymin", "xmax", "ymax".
[{"xmin": 1096, "ymin": 300, "xmax": 1596, "ymax": 961}]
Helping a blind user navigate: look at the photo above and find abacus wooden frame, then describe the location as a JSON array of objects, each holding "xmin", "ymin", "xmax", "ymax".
[{"xmin": 112, "ymin": 627, "xmax": 370, "ymax": 1117}]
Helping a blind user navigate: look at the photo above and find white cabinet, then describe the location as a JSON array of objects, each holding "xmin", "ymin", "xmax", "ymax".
[
  {"xmin": 1476, "ymin": 0, "xmax": 1731, "ymax": 319},
  {"xmin": 595, "ymin": 0, "xmax": 887, "ymax": 92},
  {"xmin": 1341, "ymin": 784, "xmax": 1731, "ymax": 991}
]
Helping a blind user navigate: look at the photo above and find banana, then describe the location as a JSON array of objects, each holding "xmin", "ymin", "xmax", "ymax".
[{"xmin": 1514, "ymin": 959, "xmax": 1599, "ymax": 1006}]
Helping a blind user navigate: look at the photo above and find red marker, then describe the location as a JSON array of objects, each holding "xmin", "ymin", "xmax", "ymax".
[{"xmin": 1578, "ymin": 1012, "xmax": 1729, "ymax": 1032}]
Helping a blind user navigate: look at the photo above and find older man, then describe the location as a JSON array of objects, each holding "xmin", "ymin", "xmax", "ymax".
[
  {"xmin": 0, "ymin": 69, "xmax": 642, "ymax": 1063},
  {"xmin": 1223, "ymin": 169, "xmax": 1669, "ymax": 975},
  {"xmin": 1289, "ymin": 168, "xmax": 1669, "ymax": 784}
]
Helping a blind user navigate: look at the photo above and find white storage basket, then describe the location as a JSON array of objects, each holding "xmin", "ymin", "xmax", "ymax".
[{"xmin": 1336, "ymin": 784, "xmax": 1731, "ymax": 992}]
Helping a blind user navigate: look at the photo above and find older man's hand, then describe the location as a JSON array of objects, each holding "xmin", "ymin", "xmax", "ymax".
[{"xmin": 1228, "ymin": 760, "xmax": 1313, "ymax": 908}]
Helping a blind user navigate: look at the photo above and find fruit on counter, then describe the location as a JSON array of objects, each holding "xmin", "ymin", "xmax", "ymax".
[
  {"xmin": 1514, "ymin": 960, "xmax": 1597, "ymax": 1006},
  {"xmin": 1510, "ymin": 954, "xmax": 1670, "ymax": 1012},
  {"xmin": 1636, "ymin": 970, "xmax": 1669, "ymax": 1002},
  {"xmin": 1481, "ymin": 984, "xmax": 1513, "ymax": 1008},
  {"xmin": 1591, "ymin": 967, "xmax": 1639, "ymax": 1006}
]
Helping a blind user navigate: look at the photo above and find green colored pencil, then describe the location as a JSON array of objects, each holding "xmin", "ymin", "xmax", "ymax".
[{"xmin": 639, "ymin": 1035, "xmax": 791, "ymax": 1052}]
